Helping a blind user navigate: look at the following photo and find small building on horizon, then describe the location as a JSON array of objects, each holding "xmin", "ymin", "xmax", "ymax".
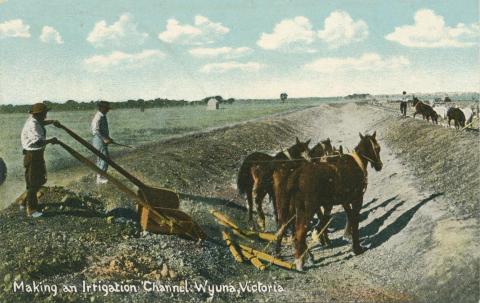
[{"xmin": 207, "ymin": 98, "xmax": 219, "ymax": 110}]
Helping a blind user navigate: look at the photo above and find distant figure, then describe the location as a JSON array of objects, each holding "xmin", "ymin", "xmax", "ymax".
[
  {"xmin": 280, "ymin": 93, "xmax": 288, "ymax": 102},
  {"xmin": 20, "ymin": 103, "xmax": 59, "ymax": 217},
  {"xmin": 400, "ymin": 91, "xmax": 408, "ymax": 116},
  {"xmin": 0, "ymin": 157, "xmax": 6, "ymax": 186},
  {"xmin": 91, "ymin": 101, "xmax": 113, "ymax": 184}
]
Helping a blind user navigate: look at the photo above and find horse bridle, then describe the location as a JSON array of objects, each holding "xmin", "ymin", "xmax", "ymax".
[{"xmin": 359, "ymin": 137, "xmax": 381, "ymax": 167}]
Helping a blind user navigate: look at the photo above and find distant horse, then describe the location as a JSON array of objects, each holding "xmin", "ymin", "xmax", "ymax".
[
  {"xmin": 237, "ymin": 138, "xmax": 311, "ymax": 230},
  {"xmin": 0, "ymin": 157, "xmax": 6, "ymax": 185},
  {"xmin": 447, "ymin": 107, "xmax": 465, "ymax": 129},
  {"xmin": 433, "ymin": 105, "xmax": 449, "ymax": 119},
  {"xmin": 413, "ymin": 99, "xmax": 438, "ymax": 124},
  {"xmin": 461, "ymin": 107, "xmax": 474, "ymax": 126},
  {"xmin": 281, "ymin": 132, "xmax": 383, "ymax": 271}
]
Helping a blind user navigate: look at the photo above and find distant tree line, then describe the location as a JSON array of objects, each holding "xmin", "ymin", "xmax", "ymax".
[{"xmin": 0, "ymin": 96, "xmax": 236, "ymax": 113}]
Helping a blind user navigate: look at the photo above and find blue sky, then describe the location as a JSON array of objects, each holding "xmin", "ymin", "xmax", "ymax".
[{"xmin": 0, "ymin": 0, "xmax": 478, "ymax": 104}]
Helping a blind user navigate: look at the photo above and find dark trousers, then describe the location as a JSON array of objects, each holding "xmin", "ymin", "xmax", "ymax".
[
  {"xmin": 400, "ymin": 102, "xmax": 407, "ymax": 116},
  {"xmin": 23, "ymin": 150, "xmax": 47, "ymax": 213}
]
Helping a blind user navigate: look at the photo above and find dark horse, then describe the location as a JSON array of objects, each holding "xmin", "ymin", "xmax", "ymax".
[
  {"xmin": 281, "ymin": 132, "xmax": 383, "ymax": 271},
  {"xmin": 412, "ymin": 98, "xmax": 438, "ymax": 124},
  {"xmin": 447, "ymin": 107, "xmax": 465, "ymax": 129},
  {"xmin": 271, "ymin": 138, "xmax": 333, "ymax": 233},
  {"xmin": 237, "ymin": 138, "xmax": 311, "ymax": 230}
]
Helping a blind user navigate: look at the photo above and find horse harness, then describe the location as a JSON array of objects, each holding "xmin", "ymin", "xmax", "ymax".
[{"xmin": 349, "ymin": 151, "xmax": 368, "ymax": 193}]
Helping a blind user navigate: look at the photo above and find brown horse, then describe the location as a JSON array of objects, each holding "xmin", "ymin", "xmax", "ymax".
[
  {"xmin": 412, "ymin": 98, "xmax": 438, "ymax": 124},
  {"xmin": 237, "ymin": 138, "xmax": 311, "ymax": 230},
  {"xmin": 447, "ymin": 107, "xmax": 465, "ymax": 129},
  {"xmin": 281, "ymin": 132, "xmax": 383, "ymax": 271},
  {"xmin": 271, "ymin": 138, "xmax": 333, "ymax": 233},
  {"xmin": 309, "ymin": 138, "xmax": 333, "ymax": 161}
]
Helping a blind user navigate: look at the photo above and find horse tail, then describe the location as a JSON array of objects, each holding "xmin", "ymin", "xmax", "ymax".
[{"xmin": 237, "ymin": 159, "xmax": 253, "ymax": 197}]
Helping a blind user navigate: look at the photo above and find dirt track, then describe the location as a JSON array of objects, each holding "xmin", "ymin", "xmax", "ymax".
[{"xmin": 1, "ymin": 103, "xmax": 478, "ymax": 303}]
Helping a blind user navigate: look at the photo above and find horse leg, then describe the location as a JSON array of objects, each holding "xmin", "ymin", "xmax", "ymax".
[
  {"xmin": 294, "ymin": 206, "xmax": 308, "ymax": 271},
  {"xmin": 321, "ymin": 205, "xmax": 332, "ymax": 246},
  {"xmin": 342, "ymin": 203, "xmax": 353, "ymax": 242},
  {"xmin": 313, "ymin": 205, "xmax": 332, "ymax": 246},
  {"xmin": 275, "ymin": 191, "xmax": 294, "ymax": 256},
  {"xmin": 351, "ymin": 198, "xmax": 365, "ymax": 255},
  {"xmin": 269, "ymin": 189, "xmax": 278, "ymax": 227},
  {"xmin": 246, "ymin": 189, "xmax": 254, "ymax": 228},
  {"xmin": 254, "ymin": 187, "xmax": 267, "ymax": 231}
]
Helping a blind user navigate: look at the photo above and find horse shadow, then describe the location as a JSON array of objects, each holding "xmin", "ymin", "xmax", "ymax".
[
  {"xmin": 364, "ymin": 193, "xmax": 443, "ymax": 249},
  {"xmin": 361, "ymin": 195, "xmax": 399, "ymax": 221},
  {"xmin": 360, "ymin": 200, "xmax": 406, "ymax": 238},
  {"xmin": 322, "ymin": 196, "xmax": 396, "ymax": 234}
]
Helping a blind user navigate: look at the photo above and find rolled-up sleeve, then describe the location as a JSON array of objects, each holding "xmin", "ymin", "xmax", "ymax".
[
  {"xmin": 91, "ymin": 112, "xmax": 105, "ymax": 141},
  {"xmin": 21, "ymin": 118, "xmax": 46, "ymax": 150}
]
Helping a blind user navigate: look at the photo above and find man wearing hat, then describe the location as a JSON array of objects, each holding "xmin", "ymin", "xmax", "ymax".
[
  {"xmin": 91, "ymin": 101, "xmax": 113, "ymax": 184},
  {"xmin": 20, "ymin": 103, "xmax": 59, "ymax": 217},
  {"xmin": 400, "ymin": 91, "xmax": 408, "ymax": 117}
]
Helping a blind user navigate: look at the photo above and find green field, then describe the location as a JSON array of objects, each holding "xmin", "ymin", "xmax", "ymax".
[{"xmin": 0, "ymin": 99, "xmax": 335, "ymax": 208}]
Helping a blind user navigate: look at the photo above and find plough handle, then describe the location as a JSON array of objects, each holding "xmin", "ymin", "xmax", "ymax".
[
  {"xmin": 54, "ymin": 139, "xmax": 199, "ymax": 240},
  {"xmin": 56, "ymin": 123, "xmax": 145, "ymax": 189}
]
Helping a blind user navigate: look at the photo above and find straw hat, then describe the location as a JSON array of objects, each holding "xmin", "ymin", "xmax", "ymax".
[{"xmin": 29, "ymin": 103, "xmax": 50, "ymax": 114}]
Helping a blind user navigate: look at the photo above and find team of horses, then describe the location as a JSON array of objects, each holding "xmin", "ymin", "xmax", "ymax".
[
  {"xmin": 411, "ymin": 97, "xmax": 475, "ymax": 129},
  {"xmin": 237, "ymin": 134, "xmax": 383, "ymax": 271}
]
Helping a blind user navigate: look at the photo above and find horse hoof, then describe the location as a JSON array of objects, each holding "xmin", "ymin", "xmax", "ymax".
[
  {"xmin": 294, "ymin": 258, "xmax": 304, "ymax": 272},
  {"xmin": 353, "ymin": 246, "xmax": 365, "ymax": 255}
]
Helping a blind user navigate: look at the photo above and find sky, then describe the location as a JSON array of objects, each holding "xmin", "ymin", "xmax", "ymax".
[{"xmin": 0, "ymin": 0, "xmax": 478, "ymax": 104}]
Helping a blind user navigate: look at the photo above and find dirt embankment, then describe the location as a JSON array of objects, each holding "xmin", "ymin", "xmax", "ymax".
[{"xmin": 0, "ymin": 103, "xmax": 478, "ymax": 303}]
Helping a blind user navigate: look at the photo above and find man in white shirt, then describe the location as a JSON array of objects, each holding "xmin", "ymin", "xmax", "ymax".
[
  {"xmin": 91, "ymin": 101, "xmax": 113, "ymax": 184},
  {"xmin": 20, "ymin": 103, "xmax": 58, "ymax": 218},
  {"xmin": 400, "ymin": 91, "xmax": 408, "ymax": 117}
]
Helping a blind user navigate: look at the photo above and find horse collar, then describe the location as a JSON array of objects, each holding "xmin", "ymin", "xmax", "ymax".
[
  {"xmin": 350, "ymin": 151, "xmax": 367, "ymax": 176},
  {"xmin": 283, "ymin": 149, "xmax": 293, "ymax": 160},
  {"xmin": 351, "ymin": 151, "xmax": 368, "ymax": 193}
]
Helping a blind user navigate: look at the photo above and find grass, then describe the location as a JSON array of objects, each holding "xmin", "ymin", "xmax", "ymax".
[{"xmin": 0, "ymin": 99, "xmax": 334, "ymax": 208}]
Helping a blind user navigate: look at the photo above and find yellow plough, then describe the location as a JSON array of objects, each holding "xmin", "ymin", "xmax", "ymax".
[{"xmin": 212, "ymin": 210, "xmax": 295, "ymax": 271}]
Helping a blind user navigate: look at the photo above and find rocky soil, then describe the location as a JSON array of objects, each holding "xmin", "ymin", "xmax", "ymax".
[{"xmin": 0, "ymin": 103, "xmax": 478, "ymax": 303}]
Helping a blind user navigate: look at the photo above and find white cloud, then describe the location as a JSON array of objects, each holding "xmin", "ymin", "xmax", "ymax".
[
  {"xmin": 200, "ymin": 61, "xmax": 265, "ymax": 73},
  {"xmin": 84, "ymin": 50, "xmax": 165, "ymax": 72},
  {"xmin": 39, "ymin": 26, "xmax": 63, "ymax": 44},
  {"xmin": 189, "ymin": 46, "xmax": 252, "ymax": 59},
  {"xmin": 386, "ymin": 9, "xmax": 480, "ymax": 48},
  {"xmin": 257, "ymin": 16, "xmax": 316, "ymax": 52},
  {"xmin": 158, "ymin": 15, "xmax": 229, "ymax": 45},
  {"xmin": 0, "ymin": 19, "xmax": 30, "ymax": 38},
  {"xmin": 87, "ymin": 13, "xmax": 148, "ymax": 48},
  {"xmin": 304, "ymin": 53, "xmax": 410, "ymax": 73},
  {"xmin": 318, "ymin": 10, "xmax": 368, "ymax": 48}
]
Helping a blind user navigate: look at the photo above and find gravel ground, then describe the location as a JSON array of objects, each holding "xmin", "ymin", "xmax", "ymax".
[{"xmin": 0, "ymin": 103, "xmax": 478, "ymax": 303}]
